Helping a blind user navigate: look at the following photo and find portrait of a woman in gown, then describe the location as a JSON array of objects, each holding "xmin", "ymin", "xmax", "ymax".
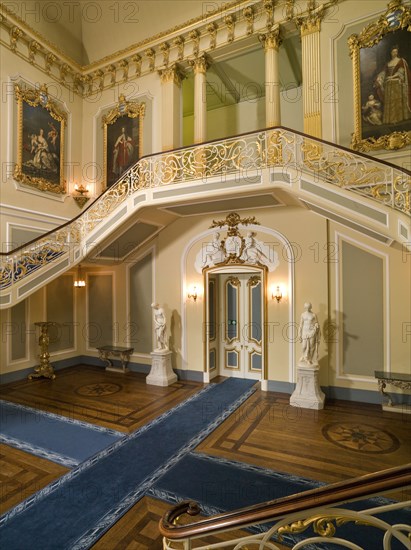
[{"xmin": 374, "ymin": 45, "xmax": 411, "ymax": 126}]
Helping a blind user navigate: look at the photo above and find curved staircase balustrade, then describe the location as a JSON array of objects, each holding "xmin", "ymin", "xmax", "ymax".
[
  {"xmin": 159, "ymin": 463, "xmax": 411, "ymax": 549},
  {"xmin": 1, "ymin": 126, "xmax": 410, "ymax": 305}
]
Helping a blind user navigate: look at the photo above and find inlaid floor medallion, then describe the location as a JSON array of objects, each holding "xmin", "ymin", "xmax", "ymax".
[
  {"xmin": 75, "ymin": 383, "xmax": 122, "ymax": 397},
  {"xmin": 322, "ymin": 422, "xmax": 400, "ymax": 454}
]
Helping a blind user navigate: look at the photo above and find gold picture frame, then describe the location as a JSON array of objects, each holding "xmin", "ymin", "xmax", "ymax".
[
  {"xmin": 103, "ymin": 94, "xmax": 145, "ymax": 189},
  {"xmin": 14, "ymin": 84, "xmax": 67, "ymax": 194},
  {"xmin": 349, "ymin": 0, "xmax": 411, "ymax": 152}
]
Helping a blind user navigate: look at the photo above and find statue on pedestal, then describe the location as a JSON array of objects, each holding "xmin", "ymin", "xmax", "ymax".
[
  {"xmin": 148, "ymin": 303, "xmax": 176, "ymax": 386},
  {"xmin": 151, "ymin": 303, "xmax": 168, "ymax": 352},
  {"xmin": 291, "ymin": 301, "xmax": 324, "ymax": 409},
  {"xmin": 298, "ymin": 302, "xmax": 321, "ymax": 365}
]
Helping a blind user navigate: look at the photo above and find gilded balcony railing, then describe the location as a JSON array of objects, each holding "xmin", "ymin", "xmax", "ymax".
[
  {"xmin": 160, "ymin": 464, "xmax": 411, "ymax": 550},
  {"xmin": 1, "ymin": 127, "xmax": 410, "ymax": 296}
]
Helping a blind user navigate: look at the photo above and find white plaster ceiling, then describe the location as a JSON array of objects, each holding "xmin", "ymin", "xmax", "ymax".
[{"xmin": 19, "ymin": 0, "xmax": 211, "ymax": 66}]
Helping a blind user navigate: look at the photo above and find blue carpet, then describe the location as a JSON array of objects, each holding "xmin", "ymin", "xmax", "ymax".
[
  {"xmin": 149, "ymin": 452, "xmax": 411, "ymax": 550},
  {"xmin": 0, "ymin": 400, "xmax": 124, "ymax": 467},
  {"xmin": 0, "ymin": 378, "xmax": 256, "ymax": 550}
]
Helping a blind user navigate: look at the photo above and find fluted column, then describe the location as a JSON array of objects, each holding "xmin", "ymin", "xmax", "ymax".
[
  {"xmin": 159, "ymin": 64, "xmax": 185, "ymax": 151},
  {"xmin": 298, "ymin": 9, "xmax": 325, "ymax": 138},
  {"xmin": 190, "ymin": 55, "xmax": 208, "ymax": 144},
  {"xmin": 260, "ymin": 26, "xmax": 282, "ymax": 127}
]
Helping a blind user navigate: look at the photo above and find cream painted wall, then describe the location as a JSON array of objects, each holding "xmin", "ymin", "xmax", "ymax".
[
  {"xmin": 153, "ymin": 207, "xmax": 328, "ymax": 385},
  {"xmin": 183, "ymin": 87, "xmax": 304, "ymax": 145}
]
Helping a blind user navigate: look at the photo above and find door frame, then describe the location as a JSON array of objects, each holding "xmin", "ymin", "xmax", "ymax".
[{"xmin": 203, "ymin": 264, "xmax": 268, "ymax": 383}]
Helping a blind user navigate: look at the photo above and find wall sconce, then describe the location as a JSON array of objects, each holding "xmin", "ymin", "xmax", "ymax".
[
  {"xmin": 74, "ymin": 264, "xmax": 86, "ymax": 288},
  {"xmin": 271, "ymin": 284, "xmax": 286, "ymax": 303},
  {"xmin": 187, "ymin": 285, "xmax": 198, "ymax": 302},
  {"xmin": 72, "ymin": 183, "xmax": 90, "ymax": 208}
]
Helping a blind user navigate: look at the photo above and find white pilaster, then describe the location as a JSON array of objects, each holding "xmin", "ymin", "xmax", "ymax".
[
  {"xmin": 159, "ymin": 64, "xmax": 185, "ymax": 151},
  {"xmin": 190, "ymin": 55, "xmax": 208, "ymax": 144},
  {"xmin": 260, "ymin": 26, "xmax": 282, "ymax": 128}
]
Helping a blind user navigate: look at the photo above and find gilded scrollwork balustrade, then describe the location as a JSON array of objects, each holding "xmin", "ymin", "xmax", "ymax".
[
  {"xmin": 1, "ymin": 127, "xmax": 410, "ymax": 292},
  {"xmin": 162, "ymin": 501, "xmax": 411, "ymax": 549}
]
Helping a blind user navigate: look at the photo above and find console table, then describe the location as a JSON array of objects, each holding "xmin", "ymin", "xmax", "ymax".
[
  {"xmin": 97, "ymin": 345, "xmax": 134, "ymax": 373},
  {"xmin": 374, "ymin": 371, "xmax": 411, "ymax": 411}
]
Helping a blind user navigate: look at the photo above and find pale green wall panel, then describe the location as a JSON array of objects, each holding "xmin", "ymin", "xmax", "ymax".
[
  {"xmin": 129, "ymin": 254, "xmax": 152, "ymax": 354},
  {"xmin": 87, "ymin": 274, "xmax": 113, "ymax": 348},
  {"xmin": 342, "ymin": 241, "xmax": 384, "ymax": 376},
  {"xmin": 47, "ymin": 275, "xmax": 74, "ymax": 352},
  {"xmin": 11, "ymin": 299, "xmax": 26, "ymax": 361}
]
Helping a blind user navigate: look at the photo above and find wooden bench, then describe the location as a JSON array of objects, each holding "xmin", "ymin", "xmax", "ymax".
[
  {"xmin": 374, "ymin": 371, "xmax": 411, "ymax": 412},
  {"xmin": 97, "ymin": 345, "xmax": 134, "ymax": 374}
]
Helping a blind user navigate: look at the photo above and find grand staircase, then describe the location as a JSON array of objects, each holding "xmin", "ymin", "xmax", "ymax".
[{"xmin": 1, "ymin": 126, "xmax": 410, "ymax": 309}]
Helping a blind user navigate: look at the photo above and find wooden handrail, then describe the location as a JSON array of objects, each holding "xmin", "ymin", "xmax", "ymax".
[
  {"xmin": 2, "ymin": 125, "xmax": 410, "ymax": 257},
  {"xmin": 159, "ymin": 463, "xmax": 411, "ymax": 539}
]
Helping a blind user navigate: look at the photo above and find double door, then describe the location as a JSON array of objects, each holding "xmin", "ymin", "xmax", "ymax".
[{"xmin": 219, "ymin": 273, "xmax": 263, "ymax": 380}]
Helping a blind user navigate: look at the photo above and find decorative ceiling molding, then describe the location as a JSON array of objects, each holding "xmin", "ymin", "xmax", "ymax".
[{"xmin": 0, "ymin": 0, "xmax": 340, "ymax": 98}]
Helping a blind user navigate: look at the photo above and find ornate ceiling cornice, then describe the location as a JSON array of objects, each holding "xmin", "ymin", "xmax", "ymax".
[{"xmin": 0, "ymin": 1, "xmax": 340, "ymax": 98}]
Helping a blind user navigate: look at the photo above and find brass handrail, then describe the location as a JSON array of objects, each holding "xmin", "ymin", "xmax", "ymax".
[{"xmin": 159, "ymin": 463, "xmax": 411, "ymax": 539}]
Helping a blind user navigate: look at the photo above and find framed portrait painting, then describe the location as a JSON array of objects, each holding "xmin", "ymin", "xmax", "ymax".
[
  {"xmin": 103, "ymin": 95, "xmax": 145, "ymax": 189},
  {"xmin": 349, "ymin": 0, "xmax": 411, "ymax": 152},
  {"xmin": 14, "ymin": 84, "xmax": 66, "ymax": 193}
]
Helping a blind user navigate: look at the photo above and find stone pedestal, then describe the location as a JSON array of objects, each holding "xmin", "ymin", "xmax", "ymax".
[
  {"xmin": 147, "ymin": 350, "xmax": 177, "ymax": 386},
  {"xmin": 290, "ymin": 363, "xmax": 325, "ymax": 410}
]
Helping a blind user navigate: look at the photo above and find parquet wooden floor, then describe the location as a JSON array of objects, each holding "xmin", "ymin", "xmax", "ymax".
[
  {"xmin": 0, "ymin": 444, "xmax": 68, "ymax": 514},
  {"xmin": 0, "ymin": 365, "xmax": 203, "ymax": 433},
  {"xmin": 197, "ymin": 390, "xmax": 411, "ymax": 489},
  {"xmin": 1, "ymin": 369, "xmax": 409, "ymax": 548}
]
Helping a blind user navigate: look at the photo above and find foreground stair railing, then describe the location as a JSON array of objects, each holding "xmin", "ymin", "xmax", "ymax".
[
  {"xmin": 1, "ymin": 127, "xmax": 410, "ymax": 297},
  {"xmin": 159, "ymin": 464, "xmax": 411, "ymax": 549}
]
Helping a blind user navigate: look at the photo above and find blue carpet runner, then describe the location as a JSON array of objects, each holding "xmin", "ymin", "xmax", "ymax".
[
  {"xmin": 0, "ymin": 400, "xmax": 124, "ymax": 467},
  {"xmin": 0, "ymin": 378, "xmax": 256, "ymax": 550},
  {"xmin": 149, "ymin": 452, "xmax": 411, "ymax": 550}
]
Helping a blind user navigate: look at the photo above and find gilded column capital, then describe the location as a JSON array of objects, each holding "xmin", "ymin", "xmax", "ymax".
[
  {"xmin": 297, "ymin": 5, "xmax": 326, "ymax": 36},
  {"xmin": 259, "ymin": 25, "xmax": 282, "ymax": 51},
  {"xmin": 158, "ymin": 63, "xmax": 185, "ymax": 86},
  {"xmin": 189, "ymin": 54, "xmax": 209, "ymax": 75}
]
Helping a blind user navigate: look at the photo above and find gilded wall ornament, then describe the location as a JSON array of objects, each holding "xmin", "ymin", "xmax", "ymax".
[
  {"xmin": 14, "ymin": 84, "xmax": 67, "ymax": 194},
  {"xmin": 349, "ymin": 0, "xmax": 411, "ymax": 152},
  {"xmin": 10, "ymin": 26, "xmax": 24, "ymax": 52},
  {"xmin": 263, "ymin": 0, "xmax": 275, "ymax": 29},
  {"xmin": 145, "ymin": 48, "xmax": 155, "ymax": 72},
  {"xmin": 243, "ymin": 6, "xmax": 255, "ymax": 35},
  {"xmin": 207, "ymin": 22, "xmax": 218, "ymax": 49},
  {"xmin": 173, "ymin": 36, "xmax": 185, "ymax": 60},
  {"xmin": 159, "ymin": 42, "xmax": 170, "ymax": 67},
  {"xmin": 28, "ymin": 40, "xmax": 40, "ymax": 64},
  {"xmin": 189, "ymin": 30, "xmax": 200, "ymax": 57},
  {"xmin": 224, "ymin": 15, "xmax": 235, "ymax": 43}
]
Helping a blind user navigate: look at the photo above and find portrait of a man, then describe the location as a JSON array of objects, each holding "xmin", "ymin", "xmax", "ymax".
[
  {"xmin": 103, "ymin": 96, "xmax": 145, "ymax": 189},
  {"xmin": 106, "ymin": 117, "xmax": 139, "ymax": 188}
]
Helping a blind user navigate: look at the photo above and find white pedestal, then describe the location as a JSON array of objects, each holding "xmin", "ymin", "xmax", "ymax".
[
  {"xmin": 290, "ymin": 363, "xmax": 325, "ymax": 410},
  {"xmin": 147, "ymin": 350, "xmax": 177, "ymax": 386}
]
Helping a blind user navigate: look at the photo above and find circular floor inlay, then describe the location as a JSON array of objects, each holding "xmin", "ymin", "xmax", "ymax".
[
  {"xmin": 76, "ymin": 383, "xmax": 122, "ymax": 397},
  {"xmin": 322, "ymin": 422, "xmax": 400, "ymax": 454}
]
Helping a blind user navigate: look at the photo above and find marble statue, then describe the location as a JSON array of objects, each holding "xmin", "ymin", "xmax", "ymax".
[
  {"xmin": 151, "ymin": 303, "xmax": 168, "ymax": 351},
  {"xmin": 298, "ymin": 302, "xmax": 321, "ymax": 365}
]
